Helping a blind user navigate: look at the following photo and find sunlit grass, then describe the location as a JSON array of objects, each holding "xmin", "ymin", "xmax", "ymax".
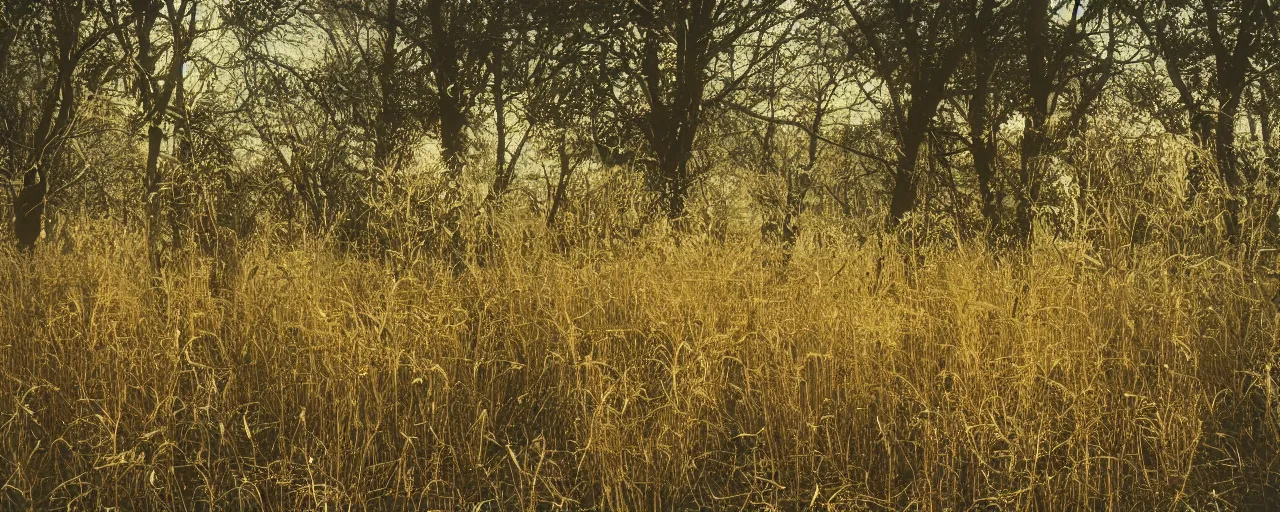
[{"xmin": 1, "ymin": 214, "xmax": 1276, "ymax": 510}]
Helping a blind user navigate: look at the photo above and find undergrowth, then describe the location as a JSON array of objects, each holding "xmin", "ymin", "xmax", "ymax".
[{"xmin": 1, "ymin": 216, "xmax": 1277, "ymax": 511}]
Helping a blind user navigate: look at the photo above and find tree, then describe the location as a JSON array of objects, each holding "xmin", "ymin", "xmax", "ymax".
[
  {"xmin": 606, "ymin": 0, "xmax": 791, "ymax": 222},
  {"xmin": 837, "ymin": 0, "xmax": 971, "ymax": 228},
  {"xmin": 1123, "ymin": 0, "xmax": 1270, "ymax": 241},
  {"xmin": 123, "ymin": 0, "xmax": 200, "ymax": 267},
  {"xmin": 483, "ymin": 0, "xmax": 589, "ymax": 202},
  {"xmin": 395, "ymin": 0, "xmax": 491, "ymax": 189},
  {"xmin": 727, "ymin": 2, "xmax": 860, "ymax": 252},
  {"xmin": 1016, "ymin": 0, "xmax": 1052, "ymax": 246},
  {"xmin": 2, "ymin": 0, "xmax": 127, "ymax": 250},
  {"xmin": 954, "ymin": 0, "xmax": 1020, "ymax": 246}
]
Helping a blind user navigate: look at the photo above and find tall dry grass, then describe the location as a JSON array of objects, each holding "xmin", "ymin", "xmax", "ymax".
[{"xmin": 1, "ymin": 211, "xmax": 1277, "ymax": 510}]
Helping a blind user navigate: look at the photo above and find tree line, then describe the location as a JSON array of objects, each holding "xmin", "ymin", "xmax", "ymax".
[{"xmin": 3, "ymin": 0, "xmax": 1279, "ymax": 263}]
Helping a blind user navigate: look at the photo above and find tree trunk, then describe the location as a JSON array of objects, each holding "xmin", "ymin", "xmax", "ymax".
[
  {"xmin": 1160, "ymin": 53, "xmax": 1214, "ymax": 202},
  {"xmin": 1217, "ymin": 104, "xmax": 1245, "ymax": 241},
  {"xmin": 969, "ymin": 2, "xmax": 1000, "ymax": 246},
  {"xmin": 1204, "ymin": 0, "xmax": 1261, "ymax": 241},
  {"xmin": 488, "ymin": 12, "xmax": 511, "ymax": 200},
  {"xmin": 782, "ymin": 105, "xmax": 823, "ymax": 251},
  {"xmin": 547, "ymin": 133, "xmax": 573, "ymax": 227},
  {"xmin": 636, "ymin": 2, "xmax": 711, "ymax": 226},
  {"xmin": 428, "ymin": 0, "xmax": 466, "ymax": 189},
  {"xmin": 888, "ymin": 128, "xmax": 925, "ymax": 226},
  {"xmin": 438, "ymin": 94, "xmax": 466, "ymax": 271},
  {"xmin": 492, "ymin": 77, "xmax": 507, "ymax": 195},
  {"xmin": 439, "ymin": 98, "xmax": 466, "ymax": 186},
  {"xmin": 144, "ymin": 123, "xmax": 165, "ymax": 268},
  {"xmin": 13, "ymin": 5, "xmax": 79, "ymax": 251},
  {"xmin": 1187, "ymin": 112, "xmax": 1215, "ymax": 201},
  {"xmin": 1016, "ymin": 0, "xmax": 1050, "ymax": 247},
  {"xmin": 374, "ymin": 0, "xmax": 398, "ymax": 172},
  {"xmin": 14, "ymin": 166, "xmax": 46, "ymax": 251},
  {"xmin": 1261, "ymin": 77, "xmax": 1277, "ymax": 177},
  {"xmin": 1016, "ymin": 122, "xmax": 1046, "ymax": 247},
  {"xmin": 136, "ymin": 0, "xmax": 195, "ymax": 269},
  {"xmin": 971, "ymin": 104, "xmax": 999, "ymax": 245},
  {"xmin": 650, "ymin": 105, "xmax": 698, "ymax": 224},
  {"xmin": 422, "ymin": 0, "xmax": 468, "ymax": 272},
  {"xmin": 171, "ymin": 63, "xmax": 192, "ymax": 251},
  {"xmin": 15, "ymin": 85, "xmax": 59, "ymax": 251}
]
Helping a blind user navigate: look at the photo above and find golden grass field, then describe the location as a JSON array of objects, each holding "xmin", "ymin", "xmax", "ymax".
[{"xmin": 1, "ymin": 214, "xmax": 1278, "ymax": 510}]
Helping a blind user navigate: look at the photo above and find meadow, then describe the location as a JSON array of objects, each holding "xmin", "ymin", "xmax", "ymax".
[{"xmin": 1, "ymin": 209, "xmax": 1277, "ymax": 510}]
